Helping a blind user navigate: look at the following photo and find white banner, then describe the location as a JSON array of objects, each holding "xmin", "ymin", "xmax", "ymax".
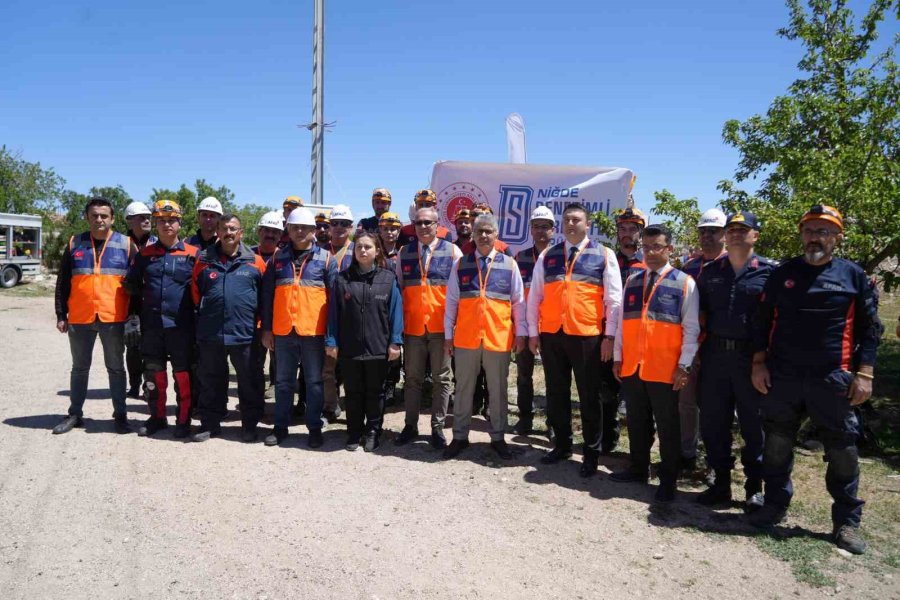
[
  {"xmin": 430, "ymin": 160, "xmax": 635, "ymax": 254},
  {"xmin": 505, "ymin": 113, "xmax": 527, "ymax": 164}
]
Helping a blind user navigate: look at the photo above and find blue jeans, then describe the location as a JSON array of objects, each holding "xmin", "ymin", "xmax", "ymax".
[
  {"xmin": 274, "ymin": 333, "xmax": 325, "ymax": 430},
  {"xmin": 67, "ymin": 320, "xmax": 127, "ymax": 418}
]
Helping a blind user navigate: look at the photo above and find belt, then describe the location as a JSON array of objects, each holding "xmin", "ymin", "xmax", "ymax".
[{"xmin": 707, "ymin": 335, "xmax": 752, "ymax": 352}]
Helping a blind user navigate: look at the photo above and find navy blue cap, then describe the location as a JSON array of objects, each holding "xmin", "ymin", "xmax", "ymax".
[{"xmin": 725, "ymin": 211, "xmax": 761, "ymax": 230}]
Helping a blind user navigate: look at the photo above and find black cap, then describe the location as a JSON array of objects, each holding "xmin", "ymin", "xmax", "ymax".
[{"xmin": 725, "ymin": 211, "xmax": 761, "ymax": 230}]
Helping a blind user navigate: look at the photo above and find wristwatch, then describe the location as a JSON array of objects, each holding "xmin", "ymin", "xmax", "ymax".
[{"xmin": 678, "ymin": 364, "xmax": 691, "ymax": 374}]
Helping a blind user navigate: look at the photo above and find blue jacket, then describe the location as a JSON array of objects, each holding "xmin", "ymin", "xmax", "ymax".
[
  {"xmin": 125, "ymin": 239, "xmax": 198, "ymax": 330},
  {"xmin": 191, "ymin": 242, "xmax": 267, "ymax": 345},
  {"xmin": 753, "ymin": 256, "xmax": 881, "ymax": 373},
  {"xmin": 698, "ymin": 253, "xmax": 775, "ymax": 341}
]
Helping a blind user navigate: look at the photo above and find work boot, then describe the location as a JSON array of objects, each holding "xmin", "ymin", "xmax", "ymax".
[
  {"xmin": 833, "ymin": 525, "xmax": 867, "ymax": 555},
  {"xmin": 609, "ymin": 468, "xmax": 650, "ymax": 484},
  {"xmin": 443, "ymin": 439, "xmax": 469, "ymax": 460},
  {"xmin": 748, "ymin": 503, "xmax": 787, "ymax": 529},
  {"xmin": 697, "ymin": 469, "xmax": 732, "ymax": 506},
  {"xmin": 114, "ymin": 415, "xmax": 132, "ymax": 435},
  {"xmin": 540, "ymin": 446, "xmax": 573, "ymax": 465},
  {"xmin": 430, "ymin": 427, "xmax": 447, "ymax": 450},
  {"xmin": 394, "ymin": 425, "xmax": 418, "ymax": 446},
  {"xmin": 52, "ymin": 415, "xmax": 83, "ymax": 435},
  {"xmin": 491, "ymin": 439, "xmax": 513, "ymax": 460},
  {"xmin": 346, "ymin": 438, "xmax": 360, "ymax": 452},
  {"xmin": 191, "ymin": 423, "xmax": 221, "ymax": 443},
  {"xmin": 241, "ymin": 425, "xmax": 259, "ymax": 443},
  {"xmin": 308, "ymin": 428, "xmax": 324, "ymax": 448},
  {"xmin": 745, "ymin": 478, "xmax": 765, "ymax": 513},
  {"xmin": 173, "ymin": 423, "xmax": 191, "ymax": 439},
  {"xmin": 138, "ymin": 417, "xmax": 168, "ymax": 437},
  {"xmin": 513, "ymin": 416, "xmax": 533, "ymax": 436},
  {"xmin": 363, "ymin": 431, "xmax": 380, "ymax": 452},
  {"xmin": 654, "ymin": 481, "xmax": 676, "ymax": 503},
  {"xmin": 579, "ymin": 456, "xmax": 599, "ymax": 478},
  {"xmin": 264, "ymin": 426, "xmax": 288, "ymax": 447}
]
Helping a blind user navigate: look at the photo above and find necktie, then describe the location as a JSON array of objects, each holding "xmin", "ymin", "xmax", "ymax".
[
  {"xmin": 645, "ymin": 270, "xmax": 659, "ymax": 303},
  {"xmin": 567, "ymin": 246, "xmax": 579, "ymax": 268},
  {"xmin": 480, "ymin": 256, "xmax": 489, "ymax": 274}
]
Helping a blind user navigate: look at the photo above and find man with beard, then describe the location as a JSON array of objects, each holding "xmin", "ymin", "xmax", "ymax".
[
  {"xmin": 315, "ymin": 211, "xmax": 332, "ymax": 248},
  {"xmin": 356, "ymin": 188, "xmax": 393, "ymax": 234},
  {"xmin": 253, "ymin": 211, "xmax": 285, "ymax": 396},
  {"xmin": 188, "ymin": 197, "xmax": 222, "ymax": 251},
  {"xmin": 749, "ymin": 205, "xmax": 880, "ymax": 555},
  {"xmin": 453, "ymin": 208, "xmax": 473, "ymax": 249}
]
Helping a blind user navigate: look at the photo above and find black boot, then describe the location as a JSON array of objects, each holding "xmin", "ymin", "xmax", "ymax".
[{"xmin": 696, "ymin": 469, "xmax": 732, "ymax": 506}]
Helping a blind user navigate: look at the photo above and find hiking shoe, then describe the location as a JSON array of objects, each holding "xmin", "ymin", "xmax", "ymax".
[
  {"xmin": 394, "ymin": 425, "xmax": 418, "ymax": 446},
  {"xmin": 308, "ymin": 428, "xmax": 324, "ymax": 448},
  {"xmin": 264, "ymin": 427, "xmax": 288, "ymax": 447},
  {"xmin": 748, "ymin": 503, "xmax": 787, "ymax": 529},
  {"xmin": 138, "ymin": 417, "xmax": 168, "ymax": 437},
  {"xmin": 430, "ymin": 427, "xmax": 447, "ymax": 450},
  {"xmin": 173, "ymin": 423, "xmax": 191, "ymax": 439},
  {"xmin": 52, "ymin": 415, "xmax": 83, "ymax": 435},
  {"xmin": 363, "ymin": 432, "xmax": 380, "ymax": 452},
  {"xmin": 114, "ymin": 415, "xmax": 132, "ymax": 435},
  {"xmin": 833, "ymin": 525, "xmax": 866, "ymax": 555}
]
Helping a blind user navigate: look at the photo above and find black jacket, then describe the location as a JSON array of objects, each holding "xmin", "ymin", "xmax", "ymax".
[{"xmin": 326, "ymin": 265, "xmax": 403, "ymax": 360}]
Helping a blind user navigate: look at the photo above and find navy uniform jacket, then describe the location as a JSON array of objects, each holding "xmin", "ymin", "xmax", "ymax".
[
  {"xmin": 698, "ymin": 253, "xmax": 775, "ymax": 341},
  {"xmin": 752, "ymin": 256, "xmax": 881, "ymax": 373},
  {"xmin": 191, "ymin": 242, "xmax": 267, "ymax": 345},
  {"xmin": 187, "ymin": 230, "xmax": 217, "ymax": 251},
  {"xmin": 616, "ymin": 250, "xmax": 646, "ymax": 287},
  {"xmin": 124, "ymin": 239, "xmax": 198, "ymax": 330}
]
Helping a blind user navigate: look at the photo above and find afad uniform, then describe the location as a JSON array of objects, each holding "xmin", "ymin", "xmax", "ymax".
[
  {"xmin": 67, "ymin": 231, "xmax": 133, "ymax": 325},
  {"xmin": 124, "ymin": 239, "xmax": 198, "ymax": 426},
  {"xmin": 753, "ymin": 256, "xmax": 881, "ymax": 528},
  {"xmin": 187, "ymin": 230, "xmax": 217, "ymax": 251},
  {"xmin": 191, "ymin": 243, "xmax": 268, "ymax": 430},
  {"xmin": 697, "ymin": 253, "xmax": 775, "ymax": 486},
  {"xmin": 616, "ymin": 250, "xmax": 646, "ymax": 286}
]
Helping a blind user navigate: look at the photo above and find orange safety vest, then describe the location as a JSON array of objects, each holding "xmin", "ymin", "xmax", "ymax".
[
  {"xmin": 620, "ymin": 266, "xmax": 690, "ymax": 384},
  {"xmin": 67, "ymin": 231, "xmax": 132, "ymax": 324},
  {"xmin": 272, "ymin": 246, "xmax": 333, "ymax": 336},
  {"xmin": 454, "ymin": 252, "xmax": 515, "ymax": 351},
  {"xmin": 398, "ymin": 239, "xmax": 455, "ymax": 335},
  {"xmin": 538, "ymin": 240, "xmax": 608, "ymax": 336}
]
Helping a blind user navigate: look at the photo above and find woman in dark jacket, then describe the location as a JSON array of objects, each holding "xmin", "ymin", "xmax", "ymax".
[{"xmin": 325, "ymin": 232, "xmax": 403, "ymax": 451}]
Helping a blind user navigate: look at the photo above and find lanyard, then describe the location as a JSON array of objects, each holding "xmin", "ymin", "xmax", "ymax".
[
  {"xmin": 476, "ymin": 254, "xmax": 496, "ymax": 298},
  {"xmin": 93, "ymin": 233, "xmax": 112, "ymax": 273},
  {"xmin": 292, "ymin": 250, "xmax": 314, "ymax": 284},
  {"xmin": 417, "ymin": 241, "xmax": 436, "ymax": 283},
  {"xmin": 643, "ymin": 265, "xmax": 672, "ymax": 307}
]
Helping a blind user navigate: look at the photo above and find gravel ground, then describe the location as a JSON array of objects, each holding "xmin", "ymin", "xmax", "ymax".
[{"xmin": 0, "ymin": 294, "xmax": 894, "ymax": 599}]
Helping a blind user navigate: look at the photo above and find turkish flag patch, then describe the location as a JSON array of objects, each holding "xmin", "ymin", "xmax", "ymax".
[
  {"xmin": 784, "ymin": 279, "xmax": 794, "ymax": 289},
  {"xmin": 74, "ymin": 251, "xmax": 84, "ymax": 259},
  {"xmin": 628, "ymin": 294, "xmax": 636, "ymax": 304},
  {"xmin": 209, "ymin": 272, "xmax": 218, "ymax": 280}
]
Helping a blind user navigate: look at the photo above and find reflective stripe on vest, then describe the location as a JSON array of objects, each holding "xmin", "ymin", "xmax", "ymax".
[
  {"xmin": 399, "ymin": 239, "xmax": 455, "ymax": 335},
  {"xmin": 272, "ymin": 246, "xmax": 332, "ymax": 336},
  {"xmin": 68, "ymin": 231, "xmax": 131, "ymax": 324},
  {"xmin": 454, "ymin": 253, "xmax": 515, "ymax": 351},
  {"xmin": 538, "ymin": 241, "xmax": 607, "ymax": 336},
  {"xmin": 620, "ymin": 266, "xmax": 688, "ymax": 384}
]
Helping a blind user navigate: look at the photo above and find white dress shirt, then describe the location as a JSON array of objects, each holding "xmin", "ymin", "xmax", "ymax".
[
  {"xmin": 444, "ymin": 247, "xmax": 528, "ymax": 340},
  {"xmin": 525, "ymin": 237, "xmax": 623, "ymax": 338},
  {"xmin": 613, "ymin": 264, "xmax": 700, "ymax": 367},
  {"xmin": 394, "ymin": 236, "xmax": 463, "ymax": 287}
]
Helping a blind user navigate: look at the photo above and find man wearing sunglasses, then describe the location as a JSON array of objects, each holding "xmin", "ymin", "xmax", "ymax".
[
  {"xmin": 315, "ymin": 211, "xmax": 332, "ymax": 248},
  {"xmin": 394, "ymin": 205, "xmax": 463, "ymax": 448},
  {"xmin": 677, "ymin": 208, "xmax": 728, "ymax": 473},
  {"xmin": 749, "ymin": 205, "xmax": 881, "ymax": 555}
]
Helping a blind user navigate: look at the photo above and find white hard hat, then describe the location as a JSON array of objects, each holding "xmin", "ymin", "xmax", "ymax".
[
  {"xmin": 285, "ymin": 206, "xmax": 316, "ymax": 227},
  {"xmin": 257, "ymin": 210, "xmax": 284, "ymax": 231},
  {"xmin": 698, "ymin": 208, "xmax": 727, "ymax": 228},
  {"xmin": 125, "ymin": 202, "xmax": 151, "ymax": 218},
  {"xmin": 198, "ymin": 196, "xmax": 223, "ymax": 215},
  {"xmin": 530, "ymin": 205, "xmax": 555, "ymax": 224},
  {"xmin": 329, "ymin": 204, "xmax": 353, "ymax": 222}
]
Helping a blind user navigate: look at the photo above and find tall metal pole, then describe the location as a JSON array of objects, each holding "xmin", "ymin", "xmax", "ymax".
[{"xmin": 310, "ymin": 0, "xmax": 325, "ymax": 205}]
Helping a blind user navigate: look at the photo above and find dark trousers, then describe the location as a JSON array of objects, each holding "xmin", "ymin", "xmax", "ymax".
[
  {"xmin": 274, "ymin": 334, "xmax": 325, "ymax": 431},
  {"xmin": 515, "ymin": 347, "xmax": 535, "ymax": 419},
  {"xmin": 622, "ymin": 375, "xmax": 681, "ymax": 485},
  {"xmin": 698, "ymin": 347, "xmax": 764, "ymax": 481},
  {"xmin": 126, "ymin": 341, "xmax": 143, "ymax": 392},
  {"xmin": 67, "ymin": 320, "xmax": 126, "ymax": 418},
  {"xmin": 196, "ymin": 342, "xmax": 263, "ymax": 428},
  {"xmin": 142, "ymin": 327, "xmax": 193, "ymax": 425},
  {"xmin": 760, "ymin": 367, "xmax": 864, "ymax": 527},
  {"xmin": 341, "ymin": 357, "xmax": 388, "ymax": 441},
  {"xmin": 540, "ymin": 330, "xmax": 603, "ymax": 459},
  {"xmin": 598, "ymin": 360, "xmax": 621, "ymax": 448}
]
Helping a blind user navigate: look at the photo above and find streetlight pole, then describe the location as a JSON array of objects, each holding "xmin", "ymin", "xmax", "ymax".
[{"xmin": 310, "ymin": 0, "xmax": 325, "ymax": 205}]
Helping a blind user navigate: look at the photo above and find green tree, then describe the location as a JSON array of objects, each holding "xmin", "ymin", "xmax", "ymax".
[
  {"xmin": 0, "ymin": 145, "xmax": 66, "ymax": 215},
  {"xmin": 649, "ymin": 189, "xmax": 702, "ymax": 255},
  {"xmin": 718, "ymin": 0, "xmax": 899, "ymax": 283}
]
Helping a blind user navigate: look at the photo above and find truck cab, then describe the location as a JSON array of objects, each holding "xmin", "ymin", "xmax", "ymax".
[{"xmin": 0, "ymin": 212, "xmax": 42, "ymax": 288}]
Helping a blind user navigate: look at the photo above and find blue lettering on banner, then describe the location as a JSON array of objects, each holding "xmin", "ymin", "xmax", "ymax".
[{"xmin": 498, "ymin": 185, "xmax": 533, "ymax": 245}]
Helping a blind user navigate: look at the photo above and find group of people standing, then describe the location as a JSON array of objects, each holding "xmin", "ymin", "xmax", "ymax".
[{"xmin": 51, "ymin": 188, "xmax": 882, "ymax": 556}]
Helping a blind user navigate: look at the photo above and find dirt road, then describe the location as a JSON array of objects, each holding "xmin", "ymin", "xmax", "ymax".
[{"xmin": 0, "ymin": 294, "xmax": 893, "ymax": 599}]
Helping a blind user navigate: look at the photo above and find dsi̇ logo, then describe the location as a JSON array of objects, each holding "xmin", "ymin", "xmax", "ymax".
[{"xmin": 498, "ymin": 185, "xmax": 533, "ymax": 245}]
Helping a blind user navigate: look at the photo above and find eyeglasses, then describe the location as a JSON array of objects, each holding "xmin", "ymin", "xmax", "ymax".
[
  {"xmin": 475, "ymin": 228, "xmax": 496, "ymax": 236},
  {"xmin": 532, "ymin": 224, "xmax": 553, "ymax": 231},
  {"xmin": 330, "ymin": 221, "xmax": 351, "ymax": 228},
  {"xmin": 698, "ymin": 228, "xmax": 723, "ymax": 236},
  {"xmin": 316, "ymin": 223, "xmax": 330, "ymax": 229},
  {"xmin": 642, "ymin": 243, "xmax": 670, "ymax": 253},
  {"xmin": 283, "ymin": 202, "xmax": 301, "ymax": 209},
  {"xmin": 414, "ymin": 220, "xmax": 436, "ymax": 227},
  {"xmin": 801, "ymin": 227, "xmax": 839, "ymax": 238}
]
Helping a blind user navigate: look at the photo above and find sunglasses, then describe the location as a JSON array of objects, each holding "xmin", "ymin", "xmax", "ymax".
[
  {"xmin": 330, "ymin": 221, "xmax": 352, "ymax": 228},
  {"xmin": 414, "ymin": 220, "xmax": 436, "ymax": 227}
]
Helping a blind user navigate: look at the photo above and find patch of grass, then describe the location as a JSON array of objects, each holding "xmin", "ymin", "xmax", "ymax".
[
  {"xmin": 0, "ymin": 279, "xmax": 55, "ymax": 298},
  {"xmin": 755, "ymin": 534, "xmax": 837, "ymax": 587}
]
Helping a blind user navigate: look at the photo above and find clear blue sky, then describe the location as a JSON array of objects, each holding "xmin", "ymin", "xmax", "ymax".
[{"xmin": 1, "ymin": 0, "xmax": 891, "ymax": 219}]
